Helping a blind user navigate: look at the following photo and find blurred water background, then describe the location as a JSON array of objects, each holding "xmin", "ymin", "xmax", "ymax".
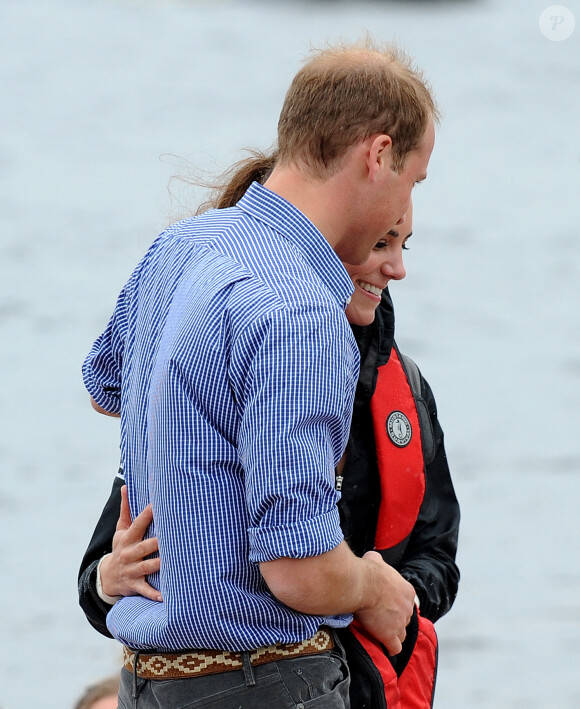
[{"xmin": 1, "ymin": 0, "xmax": 579, "ymax": 706}]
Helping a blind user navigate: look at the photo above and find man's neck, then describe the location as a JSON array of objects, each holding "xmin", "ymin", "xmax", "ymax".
[{"xmin": 264, "ymin": 162, "xmax": 359, "ymax": 261}]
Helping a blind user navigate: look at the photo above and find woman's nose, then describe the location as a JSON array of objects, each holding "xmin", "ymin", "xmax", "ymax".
[{"xmin": 381, "ymin": 251, "xmax": 406, "ymax": 281}]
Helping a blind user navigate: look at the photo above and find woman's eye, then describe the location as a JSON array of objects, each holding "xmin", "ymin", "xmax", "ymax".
[
  {"xmin": 374, "ymin": 241, "xmax": 388, "ymax": 250},
  {"xmin": 402, "ymin": 243, "xmax": 410, "ymax": 251}
]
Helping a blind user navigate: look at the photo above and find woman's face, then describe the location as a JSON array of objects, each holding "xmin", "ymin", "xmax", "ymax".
[{"xmin": 344, "ymin": 202, "xmax": 413, "ymax": 327}]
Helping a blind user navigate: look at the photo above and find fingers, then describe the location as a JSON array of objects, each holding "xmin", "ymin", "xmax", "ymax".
[
  {"xmin": 385, "ymin": 638, "xmax": 402, "ymax": 656},
  {"xmin": 119, "ymin": 504, "xmax": 154, "ymax": 545},
  {"xmin": 136, "ymin": 536, "xmax": 159, "ymax": 559},
  {"xmin": 354, "ymin": 552, "xmax": 415, "ymax": 657},
  {"xmin": 118, "ymin": 537, "xmax": 159, "ymax": 567},
  {"xmin": 105, "ymin": 548, "xmax": 161, "ymax": 599},
  {"xmin": 135, "ymin": 581, "xmax": 163, "ymax": 604},
  {"xmin": 129, "ymin": 505, "xmax": 154, "ymax": 538},
  {"xmin": 128, "ymin": 558, "xmax": 162, "ymax": 601},
  {"xmin": 125, "ymin": 550, "xmax": 160, "ymax": 577},
  {"xmin": 138, "ymin": 556, "xmax": 161, "ymax": 577},
  {"xmin": 117, "ymin": 485, "xmax": 132, "ymax": 531},
  {"xmin": 110, "ymin": 490, "xmax": 162, "ymax": 602},
  {"xmin": 118, "ymin": 487, "xmax": 155, "ymax": 535},
  {"xmin": 385, "ymin": 626, "xmax": 407, "ymax": 656}
]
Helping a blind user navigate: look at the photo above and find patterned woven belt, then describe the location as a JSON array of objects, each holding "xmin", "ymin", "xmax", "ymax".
[{"xmin": 123, "ymin": 628, "xmax": 334, "ymax": 680}]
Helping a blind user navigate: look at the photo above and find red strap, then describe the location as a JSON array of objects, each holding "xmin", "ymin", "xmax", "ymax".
[
  {"xmin": 370, "ymin": 350, "xmax": 425, "ymax": 548},
  {"xmin": 398, "ymin": 615, "xmax": 438, "ymax": 709},
  {"xmin": 349, "ymin": 620, "xmax": 401, "ymax": 708},
  {"xmin": 349, "ymin": 614, "xmax": 438, "ymax": 709}
]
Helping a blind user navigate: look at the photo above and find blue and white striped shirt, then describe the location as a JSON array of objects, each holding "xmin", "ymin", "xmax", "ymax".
[{"xmin": 83, "ymin": 182, "xmax": 359, "ymax": 652}]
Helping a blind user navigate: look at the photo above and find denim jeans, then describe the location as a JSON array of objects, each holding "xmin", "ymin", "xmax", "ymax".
[{"xmin": 117, "ymin": 641, "xmax": 350, "ymax": 709}]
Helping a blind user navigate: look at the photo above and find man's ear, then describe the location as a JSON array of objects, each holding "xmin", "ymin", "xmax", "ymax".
[{"xmin": 367, "ymin": 134, "xmax": 393, "ymax": 182}]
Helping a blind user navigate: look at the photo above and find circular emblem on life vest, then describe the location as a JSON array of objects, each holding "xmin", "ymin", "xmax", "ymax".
[{"xmin": 386, "ymin": 411, "xmax": 412, "ymax": 447}]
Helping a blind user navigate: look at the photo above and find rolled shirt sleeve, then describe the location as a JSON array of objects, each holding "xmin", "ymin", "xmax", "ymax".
[
  {"xmin": 232, "ymin": 303, "xmax": 358, "ymax": 563},
  {"xmin": 82, "ymin": 286, "xmax": 129, "ymax": 414}
]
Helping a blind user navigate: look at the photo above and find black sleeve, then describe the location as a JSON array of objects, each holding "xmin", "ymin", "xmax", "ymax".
[
  {"xmin": 398, "ymin": 374, "xmax": 461, "ymax": 623},
  {"xmin": 77, "ymin": 475, "xmax": 124, "ymax": 638}
]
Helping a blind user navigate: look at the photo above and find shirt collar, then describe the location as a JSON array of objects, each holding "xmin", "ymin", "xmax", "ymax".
[{"xmin": 237, "ymin": 182, "xmax": 353, "ymax": 309}]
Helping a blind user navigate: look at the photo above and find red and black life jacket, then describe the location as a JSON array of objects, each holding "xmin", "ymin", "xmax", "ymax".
[
  {"xmin": 371, "ymin": 348, "xmax": 427, "ymax": 551},
  {"xmin": 339, "ymin": 348, "xmax": 438, "ymax": 709}
]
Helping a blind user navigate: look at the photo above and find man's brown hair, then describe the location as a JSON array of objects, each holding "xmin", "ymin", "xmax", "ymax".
[{"xmin": 277, "ymin": 39, "xmax": 438, "ymax": 177}]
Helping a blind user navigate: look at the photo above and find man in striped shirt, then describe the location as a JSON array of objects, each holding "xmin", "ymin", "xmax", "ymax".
[{"xmin": 83, "ymin": 40, "xmax": 437, "ymax": 708}]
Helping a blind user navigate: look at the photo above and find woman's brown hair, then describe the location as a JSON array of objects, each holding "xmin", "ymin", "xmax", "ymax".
[{"xmin": 196, "ymin": 148, "xmax": 277, "ymax": 214}]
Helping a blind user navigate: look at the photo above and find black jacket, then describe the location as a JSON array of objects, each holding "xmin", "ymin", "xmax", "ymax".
[{"xmin": 341, "ymin": 291, "xmax": 460, "ymax": 622}]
